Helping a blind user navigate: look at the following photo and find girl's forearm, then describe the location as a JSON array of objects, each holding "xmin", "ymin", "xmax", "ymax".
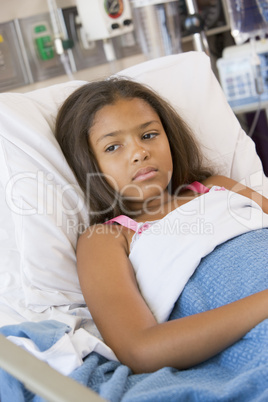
[
  {"xmin": 125, "ymin": 289, "xmax": 268, "ymax": 373},
  {"xmin": 77, "ymin": 229, "xmax": 268, "ymax": 374}
]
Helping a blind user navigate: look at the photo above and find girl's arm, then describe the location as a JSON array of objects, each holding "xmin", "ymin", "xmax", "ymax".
[
  {"xmin": 77, "ymin": 225, "xmax": 268, "ymax": 374},
  {"xmin": 203, "ymin": 175, "xmax": 268, "ymax": 214}
]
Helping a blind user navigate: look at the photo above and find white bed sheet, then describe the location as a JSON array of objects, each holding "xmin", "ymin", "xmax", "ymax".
[{"xmin": 0, "ymin": 301, "xmax": 117, "ymax": 375}]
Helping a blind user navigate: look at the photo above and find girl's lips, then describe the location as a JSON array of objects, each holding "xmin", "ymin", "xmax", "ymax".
[{"xmin": 132, "ymin": 167, "xmax": 157, "ymax": 182}]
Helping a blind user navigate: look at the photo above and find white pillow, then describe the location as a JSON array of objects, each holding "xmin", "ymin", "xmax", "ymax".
[
  {"xmin": 0, "ymin": 181, "xmax": 21, "ymax": 307},
  {"xmin": 0, "ymin": 81, "xmax": 89, "ymax": 312},
  {"xmin": 0, "ymin": 52, "xmax": 267, "ymax": 313}
]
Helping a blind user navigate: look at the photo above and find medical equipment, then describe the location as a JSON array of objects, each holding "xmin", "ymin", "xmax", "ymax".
[
  {"xmin": 217, "ymin": 40, "xmax": 268, "ymax": 112},
  {"xmin": 33, "ymin": 22, "xmax": 54, "ymax": 61},
  {"xmin": 17, "ymin": 12, "xmax": 73, "ymax": 83},
  {"xmin": 59, "ymin": 5, "xmax": 141, "ymax": 73},
  {"xmin": 130, "ymin": 0, "xmax": 181, "ymax": 59},
  {"xmin": 179, "ymin": 0, "xmax": 230, "ymax": 39},
  {"xmin": 217, "ymin": 0, "xmax": 268, "ymax": 129},
  {"xmin": 226, "ymin": 0, "xmax": 268, "ymax": 45},
  {"xmin": 0, "ymin": 21, "xmax": 30, "ymax": 91},
  {"xmin": 46, "ymin": 0, "xmax": 74, "ymax": 80},
  {"xmin": 183, "ymin": 0, "xmax": 210, "ymax": 54},
  {"xmin": 75, "ymin": 0, "xmax": 134, "ymax": 61},
  {"xmin": 226, "ymin": 1, "xmax": 268, "ymax": 95}
]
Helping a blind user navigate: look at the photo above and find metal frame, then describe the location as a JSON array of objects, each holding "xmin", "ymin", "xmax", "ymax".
[{"xmin": 0, "ymin": 334, "xmax": 105, "ymax": 402}]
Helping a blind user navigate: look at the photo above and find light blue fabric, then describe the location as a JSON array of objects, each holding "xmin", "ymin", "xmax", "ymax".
[
  {"xmin": 1, "ymin": 229, "xmax": 268, "ymax": 401},
  {"xmin": 0, "ymin": 320, "xmax": 71, "ymax": 352},
  {"xmin": 0, "ymin": 320, "xmax": 71, "ymax": 402}
]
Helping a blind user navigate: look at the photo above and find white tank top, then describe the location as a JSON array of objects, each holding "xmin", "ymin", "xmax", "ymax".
[{"xmin": 105, "ymin": 184, "xmax": 268, "ymax": 323}]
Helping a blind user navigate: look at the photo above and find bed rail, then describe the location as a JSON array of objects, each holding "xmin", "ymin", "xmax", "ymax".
[{"xmin": 0, "ymin": 334, "xmax": 105, "ymax": 401}]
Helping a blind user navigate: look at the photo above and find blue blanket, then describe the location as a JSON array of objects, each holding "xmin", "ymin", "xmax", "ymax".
[{"xmin": 1, "ymin": 229, "xmax": 268, "ymax": 402}]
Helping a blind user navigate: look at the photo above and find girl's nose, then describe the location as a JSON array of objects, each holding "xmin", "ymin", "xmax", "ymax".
[{"xmin": 132, "ymin": 147, "xmax": 150, "ymax": 163}]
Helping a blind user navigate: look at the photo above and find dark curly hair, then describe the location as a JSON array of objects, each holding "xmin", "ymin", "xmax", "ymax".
[{"xmin": 55, "ymin": 77, "xmax": 213, "ymax": 224}]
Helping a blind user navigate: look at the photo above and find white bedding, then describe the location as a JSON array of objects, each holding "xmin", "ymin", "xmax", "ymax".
[
  {"xmin": 0, "ymin": 302, "xmax": 118, "ymax": 373},
  {"xmin": 130, "ymin": 188, "xmax": 268, "ymax": 323}
]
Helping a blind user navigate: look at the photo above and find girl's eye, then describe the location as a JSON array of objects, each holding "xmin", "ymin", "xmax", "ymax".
[
  {"xmin": 105, "ymin": 144, "xmax": 120, "ymax": 153},
  {"xmin": 142, "ymin": 132, "xmax": 158, "ymax": 140}
]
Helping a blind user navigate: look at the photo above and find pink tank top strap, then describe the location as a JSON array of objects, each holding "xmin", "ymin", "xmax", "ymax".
[
  {"xmin": 104, "ymin": 182, "xmax": 211, "ymax": 232},
  {"xmin": 104, "ymin": 215, "xmax": 139, "ymax": 232},
  {"xmin": 184, "ymin": 181, "xmax": 210, "ymax": 194}
]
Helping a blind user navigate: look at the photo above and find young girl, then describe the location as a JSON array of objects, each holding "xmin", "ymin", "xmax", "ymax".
[{"xmin": 55, "ymin": 77, "xmax": 268, "ymax": 374}]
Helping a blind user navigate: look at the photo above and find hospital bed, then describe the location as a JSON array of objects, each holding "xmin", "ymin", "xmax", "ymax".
[{"xmin": 0, "ymin": 51, "xmax": 268, "ymax": 401}]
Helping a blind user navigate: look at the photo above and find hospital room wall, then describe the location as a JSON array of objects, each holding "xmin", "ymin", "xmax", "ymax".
[
  {"xmin": 1, "ymin": 0, "xmax": 148, "ymax": 93},
  {"xmin": 1, "ymin": 0, "xmax": 75, "ymax": 23}
]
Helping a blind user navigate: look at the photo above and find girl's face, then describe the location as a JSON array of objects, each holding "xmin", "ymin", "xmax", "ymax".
[{"xmin": 89, "ymin": 98, "xmax": 173, "ymax": 210}]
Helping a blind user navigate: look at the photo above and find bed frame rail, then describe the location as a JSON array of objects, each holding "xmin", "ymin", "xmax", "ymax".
[{"xmin": 0, "ymin": 334, "xmax": 105, "ymax": 401}]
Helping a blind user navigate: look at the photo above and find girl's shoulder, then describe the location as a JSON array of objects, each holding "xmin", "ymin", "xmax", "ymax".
[
  {"xmin": 201, "ymin": 175, "xmax": 237, "ymax": 190},
  {"xmin": 78, "ymin": 222, "xmax": 125, "ymax": 243},
  {"xmin": 77, "ymin": 222, "xmax": 132, "ymax": 256},
  {"xmin": 203, "ymin": 175, "xmax": 268, "ymax": 213}
]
